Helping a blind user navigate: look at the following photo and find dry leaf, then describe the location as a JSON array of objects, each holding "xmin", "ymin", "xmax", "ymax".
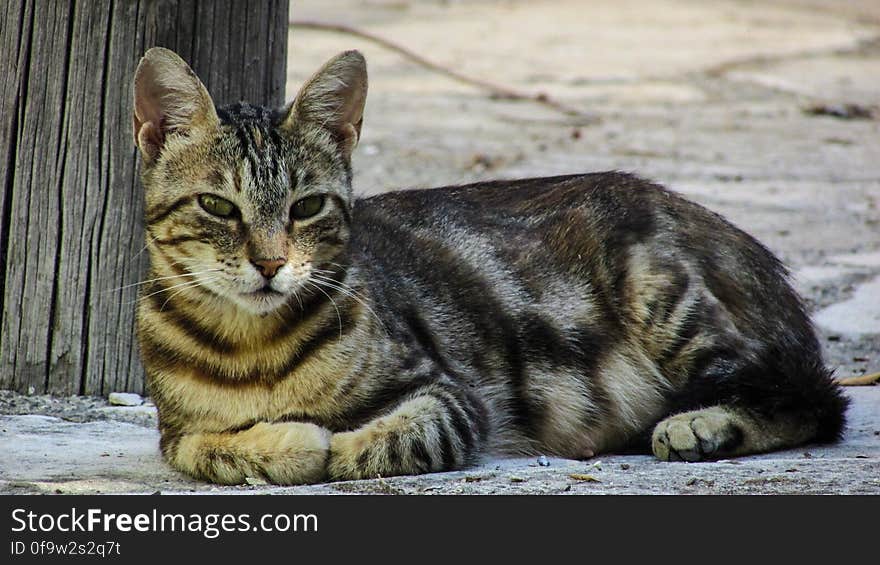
[{"xmin": 568, "ymin": 473, "xmax": 600, "ymax": 482}]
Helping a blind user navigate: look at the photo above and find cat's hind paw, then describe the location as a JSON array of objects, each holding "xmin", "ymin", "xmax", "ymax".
[{"xmin": 651, "ymin": 407, "xmax": 744, "ymax": 462}]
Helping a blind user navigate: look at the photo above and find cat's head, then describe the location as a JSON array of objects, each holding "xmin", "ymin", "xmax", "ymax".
[{"xmin": 133, "ymin": 47, "xmax": 367, "ymax": 315}]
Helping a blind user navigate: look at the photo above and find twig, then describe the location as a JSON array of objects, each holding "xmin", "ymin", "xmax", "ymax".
[
  {"xmin": 838, "ymin": 372, "xmax": 880, "ymax": 386},
  {"xmin": 290, "ymin": 19, "xmax": 597, "ymax": 123}
]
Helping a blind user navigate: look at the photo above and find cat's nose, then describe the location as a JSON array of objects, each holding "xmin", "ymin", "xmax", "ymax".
[{"xmin": 250, "ymin": 258, "xmax": 287, "ymax": 279}]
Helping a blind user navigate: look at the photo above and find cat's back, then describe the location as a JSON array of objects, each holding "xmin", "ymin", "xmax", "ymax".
[
  {"xmin": 349, "ymin": 170, "xmax": 740, "ymax": 281},
  {"xmin": 354, "ymin": 171, "xmax": 659, "ymax": 228},
  {"xmin": 352, "ymin": 171, "xmax": 784, "ymax": 277},
  {"xmin": 350, "ymin": 172, "xmax": 668, "ymax": 263},
  {"xmin": 351, "ymin": 170, "xmax": 807, "ymax": 352}
]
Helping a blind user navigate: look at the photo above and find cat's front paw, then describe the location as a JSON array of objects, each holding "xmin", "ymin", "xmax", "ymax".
[
  {"xmin": 175, "ymin": 422, "xmax": 332, "ymax": 485},
  {"xmin": 652, "ymin": 408, "xmax": 744, "ymax": 462},
  {"xmin": 240, "ymin": 422, "xmax": 332, "ymax": 484}
]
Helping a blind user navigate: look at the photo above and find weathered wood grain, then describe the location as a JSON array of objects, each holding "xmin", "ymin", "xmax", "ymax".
[{"xmin": 0, "ymin": 0, "xmax": 289, "ymax": 395}]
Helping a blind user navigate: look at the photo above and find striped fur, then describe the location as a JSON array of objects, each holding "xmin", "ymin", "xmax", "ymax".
[{"xmin": 133, "ymin": 48, "xmax": 847, "ymax": 485}]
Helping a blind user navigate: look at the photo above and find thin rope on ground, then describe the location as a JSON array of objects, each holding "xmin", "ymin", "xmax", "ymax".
[{"xmin": 290, "ymin": 19, "xmax": 597, "ymax": 123}]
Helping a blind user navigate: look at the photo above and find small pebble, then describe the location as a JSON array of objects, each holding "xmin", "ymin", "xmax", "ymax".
[
  {"xmin": 537, "ymin": 455, "xmax": 550, "ymax": 467},
  {"xmin": 620, "ymin": 463, "xmax": 631, "ymax": 470},
  {"xmin": 245, "ymin": 476, "xmax": 268, "ymax": 486},
  {"xmin": 108, "ymin": 392, "xmax": 144, "ymax": 407},
  {"xmin": 804, "ymin": 103, "xmax": 875, "ymax": 120}
]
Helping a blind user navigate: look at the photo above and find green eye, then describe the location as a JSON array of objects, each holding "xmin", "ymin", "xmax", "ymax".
[
  {"xmin": 198, "ymin": 194, "xmax": 237, "ymax": 218},
  {"xmin": 290, "ymin": 195, "xmax": 325, "ymax": 220}
]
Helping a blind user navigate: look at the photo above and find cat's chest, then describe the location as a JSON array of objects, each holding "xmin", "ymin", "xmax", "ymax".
[
  {"xmin": 144, "ymin": 326, "xmax": 369, "ymax": 432},
  {"xmin": 141, "ymin": 301, "xmax": 370, "ymax": 432},
  {"xmin": 152, "ymin": 360, "xmax": 358, "ymax": 433}
]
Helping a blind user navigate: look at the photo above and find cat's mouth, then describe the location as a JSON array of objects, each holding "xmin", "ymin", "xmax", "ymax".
[
  {"xmin": 234, "ymin": 285, "xmax": 289, "ymax": 314},
  {"xmin": 249, "ymin": 286, "xmax": 283, "ymax": 297},
  {"xmin": 241, "ymin": 284, "xmax": 286, "ymax": 303}
]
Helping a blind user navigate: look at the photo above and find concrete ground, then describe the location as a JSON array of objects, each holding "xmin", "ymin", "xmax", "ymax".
[{"xmin": 1, "ymin": 0, "xmax": 878, "ymax": 494}]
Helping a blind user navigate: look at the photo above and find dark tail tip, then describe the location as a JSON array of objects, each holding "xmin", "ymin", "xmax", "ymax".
[
  {"xmin": 748, "ymin": 353, "xmax": 850, "ymax": 443},
  {"xmin": 809, "ymin": 364, "xmax": 850, "ymax": 443}
]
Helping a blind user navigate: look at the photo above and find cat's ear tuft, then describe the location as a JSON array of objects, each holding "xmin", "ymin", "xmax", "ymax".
[
  {"xmin": 283, "ymin": 50, "xmax": 368, "ymax": 158},
  {"xmin": 133, "ymin": 47, "xmax": 220, "ymax": 163}
]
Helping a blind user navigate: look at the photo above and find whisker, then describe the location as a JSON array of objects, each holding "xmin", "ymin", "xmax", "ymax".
[
  {"xmin": 156, "ymin": 275, "xmax": 219, "ymax": 312},
  {"xmin": 310, "ymin": 272, "xmax": 373, "ymax": 301},
  {"xmin": 310, "ymin": 272, "xmax": 371, "ymax": 301},
  {"xmin": 272, "ymin": 307, "xmax": 286, "ymax": 324},
  {"xmin": 130, "ymin": 275, "xmax": 217, "ymax": 306},
  {"xmin": 158, "ymin": 257, "xmax": 204, "ymax": 273},
  {"xmin": 279, "ymin": 300, "xmax": 295, "ymax": 322},
  {"xmin": 309, "ymin": 274, "xmax": 388, "ymax": 334},
  {"xmin": 291, "ymin": 288, "xmax": 304, "ymax": 311},
  {"xmin": 104, "ymin": 269, "xmax": 222, "ymax": 294},
  {"xmin": 129, "ymin": 233, "xmax": 160, "ymax": 264},
  {"xmin": 305, "ymin": 281, "xmax": 343, "ymax": 338}
]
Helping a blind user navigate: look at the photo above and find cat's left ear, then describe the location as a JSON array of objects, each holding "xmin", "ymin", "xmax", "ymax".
[{"xmin": 282, "ymin": 50, "xmax": 368, "ymax": 158}]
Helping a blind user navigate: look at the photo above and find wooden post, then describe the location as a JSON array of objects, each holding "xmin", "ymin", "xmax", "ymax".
[{"xmin": 0, "ymin": 0, "xmax": 289, "ymax": 395}]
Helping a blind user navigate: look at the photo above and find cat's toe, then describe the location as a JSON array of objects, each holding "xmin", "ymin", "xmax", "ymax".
[
  {"xmin": 653, "ymin": 418, "xmax": 701, "ymax": 461},
  {"xmin": 652, "ymin": 408, "xmax": 743, "ymax": 462}
]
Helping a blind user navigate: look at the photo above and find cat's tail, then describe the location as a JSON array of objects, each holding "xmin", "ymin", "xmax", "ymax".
[
  {"xmin": 652, "ymin": 340, "xmax": 848, "ymax": 461},
  {"xmin": 733, "ymin": 345, "xmax": 848, "ymax": 442},
  {"xmin": 671, "ymin": 338, "xmax": 849, "ymax": 444}
]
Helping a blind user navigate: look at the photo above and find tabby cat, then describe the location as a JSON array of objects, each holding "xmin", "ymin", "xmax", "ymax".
[{"xmin": 133, "ymin": 47, "xmax": 847, "ymax": 485}]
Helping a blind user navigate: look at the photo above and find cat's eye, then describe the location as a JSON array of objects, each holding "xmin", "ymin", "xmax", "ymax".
[
  {"xmin": 198, "ymin": 194, "xmax": 237, "ymax": 218},
  {"xmin": 290, "ymin": 195, "xmax": 325, "ymax": 220}
]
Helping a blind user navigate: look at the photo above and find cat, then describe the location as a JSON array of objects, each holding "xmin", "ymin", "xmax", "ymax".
[{"xmin": 133, "ymin": 47, "xmax": 847, "ymax": 485}]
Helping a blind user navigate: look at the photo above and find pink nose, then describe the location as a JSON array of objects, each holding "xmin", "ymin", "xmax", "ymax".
[{"xmin": 251, "ymin": 258, "xmax": 286, "ymax": 278}]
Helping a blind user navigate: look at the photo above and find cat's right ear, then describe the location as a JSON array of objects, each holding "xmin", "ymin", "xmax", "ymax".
[{"xmin": 133, "ymin": 47, "xmax": 220, "ymax": 164}]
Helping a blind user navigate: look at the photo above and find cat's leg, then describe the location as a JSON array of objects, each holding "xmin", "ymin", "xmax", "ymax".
[
  {"xmin": 651, "ymin": 405, "xmax": 817, "ymax": 462},
  {"xmin": 162, "ymin": 422, "xmax": 332, "ymax": 485},
  {"xmin": 328, "ymin": 382, "xmax": 489, "ymax": 480}
]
